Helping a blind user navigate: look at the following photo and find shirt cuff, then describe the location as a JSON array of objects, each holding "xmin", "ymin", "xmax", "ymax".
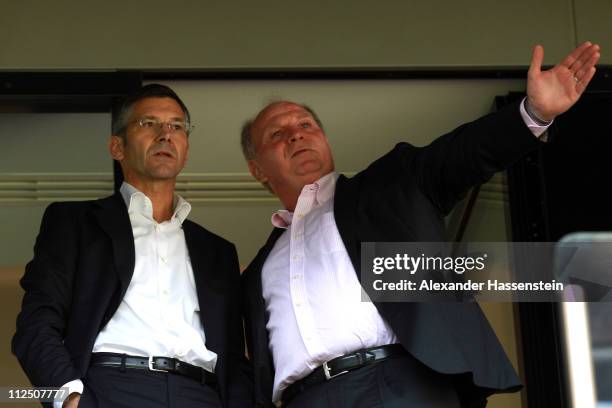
[
  {"xmin": 520, "ymin": 97, "xmax": 552, "ymax": 139},
  {"xmin": 53, "ymin": 379, "xmax": 83, "ymax": 408}
]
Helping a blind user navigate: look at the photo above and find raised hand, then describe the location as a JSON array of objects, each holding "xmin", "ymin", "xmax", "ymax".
[{"xmin": 527, "ymin": 42, "xmax": 600, "ymax": 122}]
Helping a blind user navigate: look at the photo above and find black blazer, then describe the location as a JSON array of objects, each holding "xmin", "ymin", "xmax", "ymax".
[
  {"xmin": 12, "ymin": 192, "xmax": 252, "ymax": 407},
  {"xmin": 243, "ymin": 102, "xmax": 542, "ymax": 407}
]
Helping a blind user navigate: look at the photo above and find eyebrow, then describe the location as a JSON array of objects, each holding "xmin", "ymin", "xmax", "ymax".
[{"xmin": 140, "ymin": 114, "xmax": 186, "ymax": 122}]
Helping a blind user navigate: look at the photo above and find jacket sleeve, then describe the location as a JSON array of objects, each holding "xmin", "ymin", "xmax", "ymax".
[
  {"xmin": 12, "ymin": 202, "xmax": 81, "ymax": 387},
  {"xmin": 409, "ymin": 101, "xmax": 544, "ymax": 215}
]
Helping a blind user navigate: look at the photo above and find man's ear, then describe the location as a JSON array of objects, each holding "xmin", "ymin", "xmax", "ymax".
[
  {"xmin": 248, "ymin": 159, "xmax": 269, "ymax": 184},
  {"xmin": 109, "ymin": 135, "xmax": 125, "ymax": 161}
]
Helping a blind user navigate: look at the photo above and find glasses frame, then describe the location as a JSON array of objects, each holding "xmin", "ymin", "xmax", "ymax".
[{"xmin": 132, "ymin": 117, "xmax": 194, "ymax": 136}]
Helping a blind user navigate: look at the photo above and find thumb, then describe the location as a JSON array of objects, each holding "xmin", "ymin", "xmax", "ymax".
[{"xmin": 528, "ymin": 45, "xmax": 544, "ymax": 79}]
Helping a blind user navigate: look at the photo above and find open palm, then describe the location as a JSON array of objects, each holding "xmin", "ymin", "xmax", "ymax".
[{"xmin": 527, "ymin": 42, "xmax": 600, "ymax": 122}]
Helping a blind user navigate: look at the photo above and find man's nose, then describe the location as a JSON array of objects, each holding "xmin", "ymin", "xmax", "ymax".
[
  {"xmin": 288, "ymin": 127, "xmax": 304, "ymax": 143},
  {"xmin": 155, "ymin": 126, "xmax": 172, "ymax": 142}
]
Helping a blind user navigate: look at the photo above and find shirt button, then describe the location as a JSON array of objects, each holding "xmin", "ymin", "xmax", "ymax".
[
  {"xmin": 295, "ymin": 302, "xmax": 301, "ymax": 308},
  {"xmin": 296, "ymin": 214, "xmax": 304, "ymax": 219},
  {"xmin": 293, "ymin": 274, "xmax": 302, "ymax": 280}
]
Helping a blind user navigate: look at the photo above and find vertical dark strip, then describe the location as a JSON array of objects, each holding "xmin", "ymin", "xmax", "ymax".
[
  {"xmin": 111, "ymin": 95, "xmax": 125, "ymax": 193},
  {"xmin": 500, "ymin": 92, "xmax": 568, "ymax": 408},
  {"xmin": 569, "ymin": 0, "xmax": 579, "ymax": 48}
]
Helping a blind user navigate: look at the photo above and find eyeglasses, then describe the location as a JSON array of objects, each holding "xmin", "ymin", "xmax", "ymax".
[{"xmin": 134, "ymin": 118, "xmax": 193, "ymax": 136}]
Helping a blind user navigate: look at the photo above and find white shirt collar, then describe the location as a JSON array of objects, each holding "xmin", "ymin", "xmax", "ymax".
[
  {"xmin": 119, "ymin": 182, "xmax": 191, "ymax": 224},
  {"xmin": 271, "ymin": 171, "xmax": 339, "ymax": 229}
]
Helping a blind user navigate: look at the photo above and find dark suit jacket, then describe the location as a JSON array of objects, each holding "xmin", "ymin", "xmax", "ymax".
[
  {"xmin": 12, "ymin": 192, "xmax": 252, "ymax": 407},
  {"xmin": 243, "ymin": 102, "xmax": 542, "ymax": 407}
]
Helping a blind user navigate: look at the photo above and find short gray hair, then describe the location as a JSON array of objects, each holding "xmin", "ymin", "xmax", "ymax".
[{"xmin": 113, "ymin": 84, "xmax": 191, "ymax": 138}]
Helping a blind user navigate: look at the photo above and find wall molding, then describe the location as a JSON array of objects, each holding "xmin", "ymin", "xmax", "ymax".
[
  {"xmin": 479, "ymin": 173, "xmax": 508, "ymax": 205},
  {"xmin": 0, "ymin": 171, "xmax": 506, "ymax": 204},
  {"xmin": 0, "ymin": 172, "xmax": 276, "ymax": 203}
]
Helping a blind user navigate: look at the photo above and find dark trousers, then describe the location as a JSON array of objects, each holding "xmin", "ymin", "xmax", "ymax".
[
  {"xmin": 287, "ymin": 354, "xmax": 467, "ymax": 408},
  {"xmin": 78, "ymin": 365, "xmax": 222, "ymax": 408}
]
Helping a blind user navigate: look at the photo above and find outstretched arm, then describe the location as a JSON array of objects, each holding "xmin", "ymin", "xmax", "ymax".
[
  {"xmin": 527, "ymin": 42, "xmax": 600, "ymax": 122},
  {"xmin": 406, "ymin": 42, "xmax": 601, "ymax": 214}
]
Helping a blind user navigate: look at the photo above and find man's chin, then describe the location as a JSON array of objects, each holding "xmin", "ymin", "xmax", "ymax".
[
  {"xmin": 295, "ymin": 161, "xmax": 334, "ymax": 180},
  {"xmin": 146, "ymin": 166, "xmax": 182, "ymax": 181},
  {"xmin": 295, "ymin": 161, "xmax": 324, "ymax": 175}
]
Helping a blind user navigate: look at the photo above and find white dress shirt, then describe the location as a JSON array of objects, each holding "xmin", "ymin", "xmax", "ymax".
[
  {"xmin": 56, "ymin": 182, "xmax": 216, "ymax": 407},
  {"xmin": 262, "ymin": 101, "xmax": 550, "ymax": 402},
  {"xmin": 263, "ymin": 172, "xmax": 398, "ymax": 402}
]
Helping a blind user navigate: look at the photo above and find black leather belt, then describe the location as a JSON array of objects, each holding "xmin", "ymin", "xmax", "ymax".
[
  {"xmin": 90, "ymin": 353, "xmax": 217, "ymax": 387},
  {"xmin": 282, "ymin": 344, "xmax": 406, "ymax": 406}
]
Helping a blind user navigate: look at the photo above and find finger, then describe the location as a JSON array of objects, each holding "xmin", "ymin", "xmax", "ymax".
[
  {"xmin": 574, "ymin": 51, "xmax": 601, "ymax": 81},
  {"xmin": 576, "ymin": 67, "xmax": 596, "ymax": 94},
  {"xmin": 560, "ymin": 41, "xmax": 592, "ymax": 68},
  {"xmin": 569, "ymin": 44, "xmax": 600, "ymax": 72},
  {"xmin": 528, "ymin": 45, "xmax": 544, "ymax": 78}
]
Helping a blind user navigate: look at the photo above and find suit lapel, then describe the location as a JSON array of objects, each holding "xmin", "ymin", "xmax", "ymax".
[
  {"xmin": 246, "ymin": 227, "xmax": 284, "ymax": 290},
  {"xmin": 183, "ymin": 220, "xmax": 225, "ymax": 294},
  {"xmin": 93, "ymin": 193, "xmax": 135, "ymax": 300},
  {"xmin": 244, "ymin": 227, "xmax": 284, "ymax": 404},
  {"xmin": 245, "ymin": 227, "xmax": 284, "ymax": 333},
  {"xmin": 333, "ymin": 175, "xmax": 362, "ymax": 280},
  {"xmin": 183, "ymin": 220, "xmax": 230, "ymax": 344}
]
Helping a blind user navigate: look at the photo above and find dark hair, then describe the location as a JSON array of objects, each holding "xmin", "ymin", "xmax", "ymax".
[
  {"xmin": 240, "ymin": 101, "xmax": 324, "ymax": 160},
  {"xmin": 112, "ymin": 84, "xmax": 191, "ymax": 137}
]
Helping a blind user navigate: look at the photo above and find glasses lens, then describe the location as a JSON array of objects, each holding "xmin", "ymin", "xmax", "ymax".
[
  {"xmin": 136, "ymin": 118, "xmax": 191, "ymax": 135},
  {"xmin": 170, "ymin": 121, "xmax": 187, "ymax": 132},
  {"xmin": 139, "ymin": 118, "xmax": 158, "ymax": 128}
]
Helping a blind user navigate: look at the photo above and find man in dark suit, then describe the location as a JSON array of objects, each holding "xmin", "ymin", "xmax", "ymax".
[
  {"xmin": 12, "ymin": 84, "xmax": 252, "ymax": 408},
  {"xmin": 239, "ymin": 43, "xmax": 600, "ymax": 407}
]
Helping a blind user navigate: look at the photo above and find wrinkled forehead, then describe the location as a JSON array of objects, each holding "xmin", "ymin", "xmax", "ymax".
[{"xmin": 253, "ymin": 101, "xmax": 311, "ymax": 130}]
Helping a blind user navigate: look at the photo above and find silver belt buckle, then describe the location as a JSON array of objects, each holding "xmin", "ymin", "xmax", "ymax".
[
  {"xmin": 148, "ymin": 356, "xmax": 169, "ymax": 373},
  {"xmin": 322, "ymin": 361, "xmax": 348, "ymax": 380}
]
